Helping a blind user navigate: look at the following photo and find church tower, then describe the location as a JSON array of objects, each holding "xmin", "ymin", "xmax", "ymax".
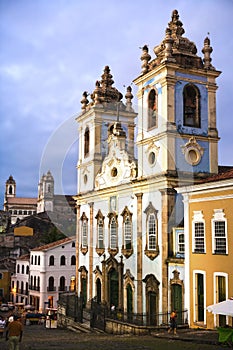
[
  {"xmin": 5, "ymin": 175, "xmax": 16, "ymax": 199},
  {"xmin": 37, "ymin": 170, "xmax": 54, "ymax": 213},
  {"xmin": 76, "ymin": 66, "xmax": 137, "ymax": 195},
  {"xmin": 134, "ymin": 10, "xmax": 221, "ymax": 181},
  {"xmin": 4, "ymin": 175, "xmax": 16, "ymax": 211}
]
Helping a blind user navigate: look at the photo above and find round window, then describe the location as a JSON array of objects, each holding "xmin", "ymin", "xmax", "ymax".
[
  {"xmin": 111, "ymin": 167, "xmax": 118, "ymax": 177},
  {"xmin": 148, "ymin": 151, "xmax": 156, "ymax": 165},
  {"xmin": 185, "ymin": 148, "xmax": 201, "ymax": 166}
]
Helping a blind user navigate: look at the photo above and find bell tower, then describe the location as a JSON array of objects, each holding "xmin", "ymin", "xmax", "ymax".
[
  {"xmin": 37, "ymin": 170, "xmax": 54, "ymax": 213},
  {"xmin": 76, "ymin": 66, "xmax": 137, "ymax": 194},
  {"xmin": 134, "ymin": 10, "xmax": 221, "ymax": 181},
  {"xmin": 5, "ymin": 175, "xmax": 16, "ymax": 198}
]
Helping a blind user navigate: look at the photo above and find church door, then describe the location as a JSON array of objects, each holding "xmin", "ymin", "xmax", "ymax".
[
  {"xmin": 171, "ymin": 284, "xmax": 182, "ymax": 324},
  {"xmin": 148, "ymin": 292, "xmax": 157, "ymax": 325},
  {"xmin": 109, "ymin": 269, "xmax": 118, "ymax": 308}
]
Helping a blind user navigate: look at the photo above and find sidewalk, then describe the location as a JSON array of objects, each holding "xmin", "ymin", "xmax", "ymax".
[{"xmin": 151, "ymin": 328, "xmax": 220, "ymax": 346}]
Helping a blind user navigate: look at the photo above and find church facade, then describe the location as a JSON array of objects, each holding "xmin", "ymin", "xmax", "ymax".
[{"xmin": 74, "ymin": 10, "xmax": 221, "ymax": 323}]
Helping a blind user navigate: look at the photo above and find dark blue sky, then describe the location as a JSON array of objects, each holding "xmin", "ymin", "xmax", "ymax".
[{"xmin": 0, "ymin": 0, "xmax": 232, "ymax": 208}]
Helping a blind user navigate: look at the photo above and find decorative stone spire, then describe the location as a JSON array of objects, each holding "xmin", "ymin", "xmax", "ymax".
[
  {"xmin": 163, "ymin": 28, "xmax": 174, "ymax": 61},
  {"xmin": 168, "ymin": 9, "xmax": 185, "ymax": 39},
  {"xmin": 81, "ymin": 91, "xmax": 89, "ymax": 110},
  {"xmin": 152, "ymin": 9, "xmax": 203, "ymax": 71},
  {"xmin": 202, "ymin": 36, "xmax": 214, "ymax": 69},
  {"xmin": 140, "ymin": 45, "xmax": 151, "ymax": 74},
  {"xmin": 125, "ymin": 86, "xmax": 134, "ymax": 111},
  {"xmin": 93, "ymin": 81, "xmax": 102, "ymax": 105}
]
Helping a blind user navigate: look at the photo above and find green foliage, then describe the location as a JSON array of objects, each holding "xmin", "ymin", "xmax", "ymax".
[{"xmin": 41, "ymin": 226, "xmax": 66, "ymax": 244}]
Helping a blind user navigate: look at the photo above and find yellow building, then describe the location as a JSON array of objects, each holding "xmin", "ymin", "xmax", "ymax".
[{"xmin": 178, "ymin": 169, "xmax": 233, "ymax": 329}]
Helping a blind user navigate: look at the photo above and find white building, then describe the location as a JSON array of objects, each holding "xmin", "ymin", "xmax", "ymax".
[
  {"xmin": 73, "ymin": 9, "xmax": 221, "ymax": 325},
  {"xmin": 11, "ymin": 237, "xmax": 76, "ymax": 311}
]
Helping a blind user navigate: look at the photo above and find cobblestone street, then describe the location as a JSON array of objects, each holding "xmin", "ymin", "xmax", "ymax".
[{"xmin": 0, "ymin": 325, "xmax": 226, "ymax": 350}]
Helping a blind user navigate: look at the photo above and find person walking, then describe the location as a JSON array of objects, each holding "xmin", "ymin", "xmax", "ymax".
[
  {"xmin": 5, "ymin": 315, "xmax": 23, "ymax": 350},
  {"xmin": 168, "ymin": 309, "xmax": 177, "ymax": 335}
]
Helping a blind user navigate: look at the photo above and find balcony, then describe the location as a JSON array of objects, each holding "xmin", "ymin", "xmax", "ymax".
[{"xmin": 47, "ymin": 286, "xmax": 56, "ymax": 292}]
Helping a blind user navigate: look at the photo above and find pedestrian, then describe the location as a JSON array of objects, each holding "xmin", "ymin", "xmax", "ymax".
[
  {"xmin": 5, "ymin": 314, "xmax": 23, "ymax": 350},
  {"xmin": 168, "ymin": 309, "xmax": 177, "ymax": 335},
  {"xmin": 0, "ymin": 316, "xmax": 6, "ymax": 337}
]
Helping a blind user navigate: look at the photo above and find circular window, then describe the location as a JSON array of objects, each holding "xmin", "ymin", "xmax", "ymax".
[
  {"xmin": 111, "ymin": 167, "xmax": 118, "ymax": 177},
  {"xmin": 84, "ymin": 174, "xmax": 88, "ymax": 184},
  {"xmin": 148, "ymin": 151, "xmax": 156, "ymax": 165},
  {"xmin": 185, "ymin": 148, "xmax": 201, "ymax": 165}
]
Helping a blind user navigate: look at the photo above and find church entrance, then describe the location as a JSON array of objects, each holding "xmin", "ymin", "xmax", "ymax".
[
  {"xmin": 109, "ymin": 268, "xmax": 118, "ymax": 308},
  {"xmin": 171, "ymin": 284, "xmax": 182, "ymax": 324}
]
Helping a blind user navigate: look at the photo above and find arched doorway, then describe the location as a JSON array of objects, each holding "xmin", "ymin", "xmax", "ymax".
[
  {"xmin": 143, "ymin": 274, "xmax": 160, "ymax": 326},
  {"xmin": 171, "ymin": 284, "xmax": 182, "ymax": 324},
  {"xmin": 109, "ymin": 268, "xmax": 118, "ymax": 308},
  {"xmin": 96, "ymin": 278, "xmax": 101, "ymax": 303},
  {"xmin": 126, "ymin": 284, "xmax": 133, "ymax": 314}
]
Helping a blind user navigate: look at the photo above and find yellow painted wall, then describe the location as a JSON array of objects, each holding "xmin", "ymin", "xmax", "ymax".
[
  {"xmin": 188, "ymin": 187, "xmax": 233, "ymax": 329},
  {"xmin": 14, "ymin": 226, "xmax": 33, "ymax": 236}
]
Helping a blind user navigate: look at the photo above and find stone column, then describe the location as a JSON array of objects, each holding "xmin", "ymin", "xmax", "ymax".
[
  {"xmin": 136, "ymin": 192, "xmax": 143, "ymax": 313},
  {"xmin": 160, "ymin": 188, "xmax": 176, "ymax": 318},
  {"xmin": 75, "ymin": 204, "xmax": 80, "ymax": 294},
  {"xmin": 89, "ymin": 202, "xmax": 94, "ymax": 300}
]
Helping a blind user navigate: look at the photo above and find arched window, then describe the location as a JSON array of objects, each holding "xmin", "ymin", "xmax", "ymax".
[
  {"xmin": 59, "ymin": 276, "xmax": 65, "ymax": 291},
  {"xmin": 34, "ymin": 276, "xmax": 36, "ymax": 289},
  {"xmin": 124, "ymin": 216, "xmax": 132, "ymax": 249},
  {"xmin": 21, "ymin": 265, "xmax": 24, "ymax": 274},
  {"xmin": 9, "ymin": 185, "xmax": 13, "ymax": 194},
  {"xmin": 60, "ymin": 255, "xmax": 66, "ymax": 266},
  {"xmin": 183, "ymin": 84, "xmax": 200, "ymax": 127},
  {"xmin": 84, "ymin": 127, "xmax": 90, "ymax": 157},
  {"xmin": 38, "ymin": 256, "xmax": 40, "ymax": 265},
  {"xmin": 21, "ymin": 281, "xmax": 24, "ymax": 293},
  {"xmin": 31, "ymin": 255, "xmax": 33, "ymax": 265},
  {"xmin": 26, "ymin": 266, "xmax": 29, "ymax": 274},
  {"xmin": 144, "ymin": 202, "xmax": 159, "ymax": 259},
  {"xmin": 35, "ymin": 256, "xmax": 37, "ymax": 265},
  {"xmin": 148, "ymin": 213, "xmax": 156, "ymax": 250},
  {"xmin": 37, "ymin": 276, "xmax": 40, "ymax": 291},
  {"xmin": 49, "ymin": 255, "xmax": 54, "ymax": 266},
  {"xmin": 48, "ymin": 276, "xmax": 54, "ymax": 291},
  {"xmin": 71, "ymin": 255, "xmax": 76, "ymax": 265},
  {"xmin": 148, "ymin": 89, "xmax": 158, "ymax": 129},
  {"xmin": 17, "ymin": 264, "xmax": 20, "ymax": 273},
  {"xmin": 82, "ymin": 219, "xmax": 88, "ymax": 248},
  {"xmin": 97, "ymin": 218, "xmax": 104, "ymax": 249},
  {"xmin": 110, "ymin": 217, "xmax": 117, "ymax": 249}
]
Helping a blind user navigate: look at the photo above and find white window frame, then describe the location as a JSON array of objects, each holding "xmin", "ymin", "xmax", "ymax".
[
  {"xmin": 211, "ymin": 209, "xmax": 228, "ymax": 255},
  {"xmin": 192, "ymin": 211, "xmax": 206, "ymax": 253},
  {"xmin": 193, "ymin": 270, "xmax": 206, "ymax": 325},
  {"xmin": 213, "ymin": 272, "xmax": 229, "ymax": 327}
]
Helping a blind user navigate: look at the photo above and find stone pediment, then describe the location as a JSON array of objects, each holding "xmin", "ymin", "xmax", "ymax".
[
  {"xmin": 95, "ymin": 148, "xmax": 137, "ymax": 190},
  {"xmin": 95, "ymin": 121, "xmax": 137, "ymax": 189}
]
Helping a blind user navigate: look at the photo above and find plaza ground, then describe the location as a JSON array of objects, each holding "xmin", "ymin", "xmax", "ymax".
[{"xmin": 0, "ymin": 324, "xmax": 229, "ymax": 350}]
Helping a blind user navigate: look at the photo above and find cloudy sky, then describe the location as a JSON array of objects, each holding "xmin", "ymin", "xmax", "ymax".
[{"xmin": 0, "ymin": 0, "xmax": 232, "ymax": 208}]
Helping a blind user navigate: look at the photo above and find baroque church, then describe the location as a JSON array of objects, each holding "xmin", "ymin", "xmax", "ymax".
[
  {"xmin": 3, "ymin": 171, "xmax": 76, "ymax": 226},
  {"xmin": 74, "ymin": 9, "xmax": 221, "ymax": 323}
]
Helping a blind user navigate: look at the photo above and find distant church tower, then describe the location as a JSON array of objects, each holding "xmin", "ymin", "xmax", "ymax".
[
  {"xmin": 4, "ymin": 175, "xmax": 16, "ymax": 210},
  {"xmin": 37, "ymin": 170, "xmax": 54, "ymax": 213},
  {"xmin": 5, "ymin": 175, "xmax": 16, "ymax": 199}
]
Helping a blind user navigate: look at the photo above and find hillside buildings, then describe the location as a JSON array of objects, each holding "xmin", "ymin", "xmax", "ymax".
[{"xmin": 11, "ymin": 237, "xmax": 76, "ymax": 311}]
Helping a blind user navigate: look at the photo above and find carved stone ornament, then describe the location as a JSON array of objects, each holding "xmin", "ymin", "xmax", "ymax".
[
  {"xmin": 144, "ymin": 246, "xmax": 160, "ymax": 260},
  {"xmin": 181, "ymin": 136, "xmax": 204, "ymax": 166}
]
